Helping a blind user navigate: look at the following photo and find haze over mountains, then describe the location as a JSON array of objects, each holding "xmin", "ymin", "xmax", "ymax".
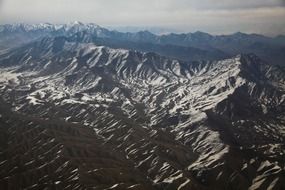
[
  {"xmin": 0, "ymin": 22, "xmax": 284, "ymax": 190},
  {"xmin": 1, "ymin": 22, "xmax": 285, "ymax": 65}
]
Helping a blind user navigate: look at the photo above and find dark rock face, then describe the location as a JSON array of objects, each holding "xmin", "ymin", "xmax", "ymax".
[
  {"xmin": 0, "ymin": 101, "xmax": 154, "ymax": 190},
  {"xmin": 0, "ymin": 36, "xmax": 284, "ymax": 190}
]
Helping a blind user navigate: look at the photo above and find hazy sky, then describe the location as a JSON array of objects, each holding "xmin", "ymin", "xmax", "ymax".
[{"xmin": 0, "ymin": 0, "xmax": 285, "ymax": 35}]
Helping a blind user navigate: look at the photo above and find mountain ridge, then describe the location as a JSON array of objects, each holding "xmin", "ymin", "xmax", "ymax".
[
  {"xmin": 1, "ymin": 22, "xmax": 285, "ymax": 65},
  {"xmin": 0, "ymin": 27, "xmax": 285, "ymax": 190}
]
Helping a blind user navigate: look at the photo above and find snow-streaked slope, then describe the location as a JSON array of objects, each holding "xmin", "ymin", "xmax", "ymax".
[{"xmin": 0, "ymin": 38, "xmax": 284, "ymax": 190}]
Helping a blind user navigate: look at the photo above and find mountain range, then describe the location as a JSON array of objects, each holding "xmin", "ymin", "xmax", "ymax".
[
  {"xmin": 0, "ymin": 23, "xmax": 284, "ymax": 190},
  {"xmin": 1, "ymin": 22, "xmax": 285, "ymax": 65}
]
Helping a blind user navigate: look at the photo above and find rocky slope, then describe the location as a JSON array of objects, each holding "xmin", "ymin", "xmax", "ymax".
[{"xmin": 0, "ymin": 37, "xmax": 284, "ymax": 190}]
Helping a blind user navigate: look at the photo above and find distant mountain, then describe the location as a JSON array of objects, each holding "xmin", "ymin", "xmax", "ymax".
[
  {"xmin": 0, "ymin": 36, "xmax": 284, "ymax": 189},
  {"xmin": 0, "ymin": 22, "xmax": 106, "ymax": 50},
  {"xmin": 68, "ymin": 31, "xmax": 228, "ymax": 62},
  {"xmin": 106, "ymin": 26, "xmax": 178, "ymax": 35},
  {"xmin": 1, "ymin": 23, "xmax": 285, "ymax": 65}
]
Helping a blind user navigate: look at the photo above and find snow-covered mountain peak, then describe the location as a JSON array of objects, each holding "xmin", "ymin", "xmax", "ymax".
[
  {"xmin": 0, "ymin": 22, "xmax": 102, "ymax": 34},
  {"xmin": 69, "ymin": 21, "xmax": 84, "ymax": 25}
]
